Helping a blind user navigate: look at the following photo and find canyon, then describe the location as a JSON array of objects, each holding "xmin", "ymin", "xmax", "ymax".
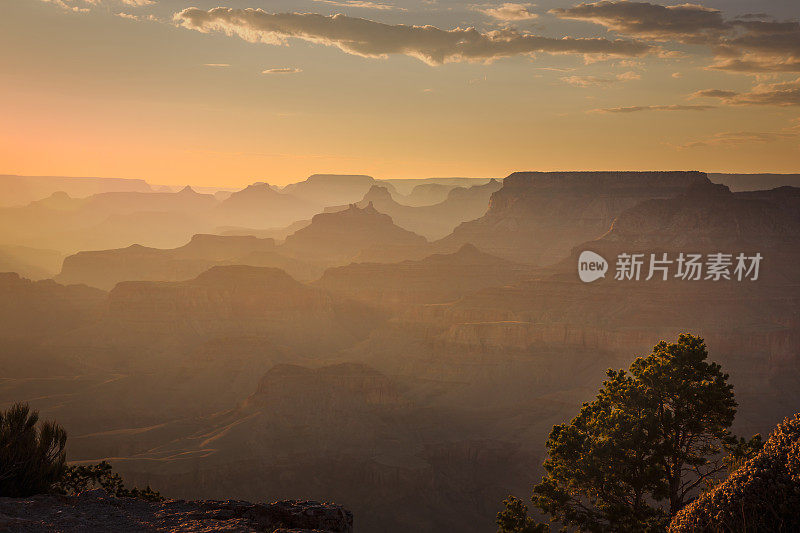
[{"xmin": 0, "ymin": 171, "xmax": 798, "ymax": 531}]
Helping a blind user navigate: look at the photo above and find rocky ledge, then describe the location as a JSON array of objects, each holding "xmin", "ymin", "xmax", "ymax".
[{"xmin": 0, "ymin": 489, "xmax": 353, "ymax": 532}]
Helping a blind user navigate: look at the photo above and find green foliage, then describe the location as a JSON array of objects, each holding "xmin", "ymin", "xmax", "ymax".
[
  {"xmin": 497, "ymin": 495, "xmax": 548, "ymax": 533},
  {"xmin": 525, "ymin": 334, "xmax": 760, "ymax": 533},
  {"xmin": 0, "ymin": 402, "xmax": 67, "ymax": 497},
  {"xmin": 0, "ymin": 401, "xmax": 161, "ymax": 501},
  {"xmin": 669, "ymin": 413, "xmax": 800, "ymax": 533},
  {"xmin": 54, "ymin": 460, "xmax": 163, "ymax": 502}
]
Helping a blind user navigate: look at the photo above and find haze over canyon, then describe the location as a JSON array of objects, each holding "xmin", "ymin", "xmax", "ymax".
[{"xmin": 1, "ymin": 169, "xmax": 799, "ymax": 531}]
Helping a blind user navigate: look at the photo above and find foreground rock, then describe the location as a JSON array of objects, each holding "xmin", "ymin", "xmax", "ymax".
[{"xmin": 0, "ymin": 490, "xmax": 353, "ymax": 533}]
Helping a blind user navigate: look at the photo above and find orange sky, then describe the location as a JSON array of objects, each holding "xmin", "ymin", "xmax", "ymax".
[{"xmin": 2, "ymin": 0, "xmax": 798, "ymax": 187}]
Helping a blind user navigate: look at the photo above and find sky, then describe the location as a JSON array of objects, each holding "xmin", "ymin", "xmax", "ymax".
[{"xmin": 1, "ymin": 0, "xmax": 799, "ymax": 187}]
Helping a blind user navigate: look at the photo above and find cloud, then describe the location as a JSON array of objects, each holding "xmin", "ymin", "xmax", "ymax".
[
  {"xmin": 593, "ymin": 104, "xmax": 716, "ymax": 113},
  {"xmin": 40, "ymin": 0, "xmax": 90, "ymax": 12},
  {"xmin": 262, "ymin": 67, "xmax": 303, "ymax": 74},
  {"xmin": 552, "ymin": 1, "xmax": 800, "ymax": 73},
  {"xmin": 709, "ymin": 19, "xmax": 800, "ymax": 73},
  {"xmin": 692, "ymin": 89, "xmax": 738, "ymax": 99},
  {"xmin": 692, "ymin": 78, "xmax": 800, "ymax": 106},
  {"xmin": 312, "ymin": 0, "xmax": 403, "ymax": 11},
  {"xmin": 708, "ymin": 58, "xmax": 800, "ymax": 73},
  {"xmin": 617, "ymin": 59, "xmax": 642, "ymax": 68},
  {"xmin": 173, "ymin": 7, "xmax": 651, "ymax": 66},
  {"xmin": 551, "ymin": 1, "xmax": 727, "ymax": 43},
  {"xmin": 616, "ymin": 70, "xmax": 640, "ymax": 81},
  {"xmin": 115, "ymin": 11, "xmax": 157, "ymax": 21},
  {"xmin": 677, "ymin": 130, "xmax": 800, "ymax": 149},
  {"xmin": 561, "ymin": 70, "xmax": 639, "ymax": 87},
  {"xmin": 561, "ymin": 75, "xmax": 614, "ymax": 87},
  {"xmin": 736, "ymin": 14, "xmax": 771, "ymax": 21},
  {"xmin": 42, "ymin": 0, "xmax": 154, "ymax": 9},
  {"xmin": 204, "ymin": 63, "xmax": 231, "ymax": 67},
  {"xmin": 475, "ymin": 3, "xmax": 538, "ymax": 21}
]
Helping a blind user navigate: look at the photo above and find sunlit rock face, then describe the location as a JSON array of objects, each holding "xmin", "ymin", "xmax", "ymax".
[{"xmin": 438, "ymin": 171, "xmax": 710, "ymax": 264}]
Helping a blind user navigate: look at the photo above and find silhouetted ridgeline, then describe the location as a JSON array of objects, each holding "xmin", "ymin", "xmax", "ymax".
[{"xmin": 0, "ymin": 174, "xmax": 152, "ymax": 207}]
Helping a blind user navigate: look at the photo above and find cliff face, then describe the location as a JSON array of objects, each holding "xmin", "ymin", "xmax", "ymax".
[
  {"xmin": 327, "ymin": 180, "xmax": 501, "ymax": 240},
  {"xmin": 370, "ymin": 180, "xmax": 501, "ymax": 240},
  {"xmin": 57, "ymin": 234, "xmax": 277, "ymax": 289},
  {"xmin": 101, "ymin": 266, "xmax": 376, "ymax": 352},
  {"xmin": 408, "ymin": 183, "xmax": 800, "ymax": 351},
  {"xmin": 438, "ymin": 171, "xmax": 710, "ymax": 264},
  {"xmin": 216, "ymin": 182, "xmax": 319, "ymax": 228},
  {"xmin": 384, "ymin": 184, "xmax": 800, "ymax": 438},
  {"xmin": 281, "ymin": 203, "xmax": 427, "ymax": 262},
  {"xmin": 0, "ymin": 272, "xmax": 105, "ymax": 339},
  {"xmin": 81, "ymin": 187, "xmax": 217, "ymax": 216},
  {"xmin": 602, "ymin": 183, "xmax": 800, "ymax": 253},
  {"xmin": 549, "ymin": 183, "xmax": 800, "ymax": 285},
  {"xmin": 402, "ymin": 182, "xmax": 455, "ymax": 206},
  {"xmin": 281, "ymin": 174, "xmax": 387, "ymax": 207},
  {"xmin": 317, "ymin": 244, "xmax": 534, "ymax": 308},
  {"xmin": 7, "ymin": 175, "xmax": 800, "ymax": 533}
]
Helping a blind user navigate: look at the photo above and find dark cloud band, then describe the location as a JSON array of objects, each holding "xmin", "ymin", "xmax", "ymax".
[
  {"xmin": 174, "ymin": 7, "xmax": 651, "ymax": 66},
  {"xmin": 693, "ymin": 78, "xmax": 800, "ymax": 106},
  {"xmin": 553, "ymin": 1, "xmax": 800, "ymax": 73},
  {"xmin": 593, "ymin": 104, "xmax": 716, "ymax": 113}
]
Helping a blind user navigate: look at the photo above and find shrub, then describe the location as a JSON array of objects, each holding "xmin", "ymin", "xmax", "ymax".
[
  {"xmin": 0, "ymin": 402, "xmax": 67, "ymax": 497},
  {"xmin": 54, "ymin": 460, "xmax": 163, "ymax": 502}
]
